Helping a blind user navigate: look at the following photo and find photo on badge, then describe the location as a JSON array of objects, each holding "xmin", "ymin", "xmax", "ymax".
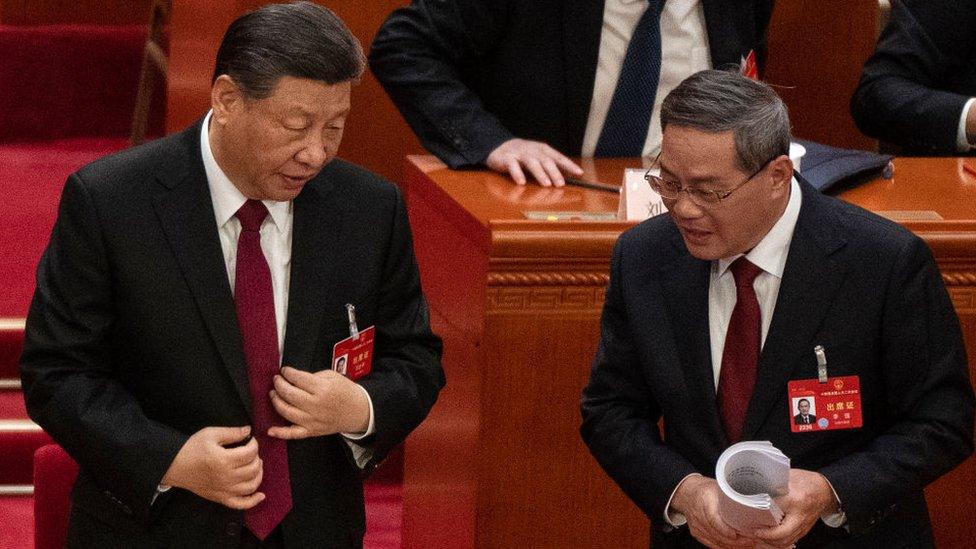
[{"xmin": 333, "ymin": 354, "xmax": 348, "ymax": 375}]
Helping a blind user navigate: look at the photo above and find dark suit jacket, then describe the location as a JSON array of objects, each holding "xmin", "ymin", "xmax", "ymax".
[
  {"xmin": 369, "ymin": 0, "xmax": 774, "ymax": 167},
  {"xmin": 580, "ymin": 178, "xmax": 974, "ymax": 548},
  {"xmin": 19, "ymin": 121, "xmax": 445, "ymax": 548},
  {"xmin": 851, "ymin": 0, "xmax": 976, "ymax": 154},
  {"xmin": 794, "ymin": 414, "xmax": 816, "ymax": 425}
]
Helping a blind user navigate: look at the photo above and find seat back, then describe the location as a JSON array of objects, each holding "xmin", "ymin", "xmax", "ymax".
[
  {"xmin": 0, "ymin": 24, "xmax": 146, "ymax": 142},
  {"xmin": 32, "ymin": 444, "xmax": 78, "ymax": 549}
]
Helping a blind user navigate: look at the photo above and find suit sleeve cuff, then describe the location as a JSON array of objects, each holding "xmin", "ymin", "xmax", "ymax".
[
  {"xmin": 663, "ymin": 473, "xmax": 703, "ymax": 527},
  {"xmin": 956, "ymin": 97, "xmax": 976, "ymax": 151},
  {"xmin": 341, "ymin": 383, "xmax": 376, "ymax": 440},
  {"xmin": 341, "ymin": 384, "xmax": 376, "ymax": 469},
  {"xmin": 819, "ymin": 474, "xmax": 847, "ymax": 528}
]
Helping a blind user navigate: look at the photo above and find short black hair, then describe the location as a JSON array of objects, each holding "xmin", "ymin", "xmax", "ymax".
[
  {"xmin": 798, "ymin": 398, "xmax": 810, "ymax": 406},
  {"xmin": 212, "ymin": 1, "xmax": 365, "ymax": 99}
]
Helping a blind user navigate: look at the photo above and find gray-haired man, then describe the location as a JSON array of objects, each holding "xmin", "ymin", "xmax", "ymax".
[{"xmin": 581, "ymin": 69, "xmax": 973, "ymax": 548}]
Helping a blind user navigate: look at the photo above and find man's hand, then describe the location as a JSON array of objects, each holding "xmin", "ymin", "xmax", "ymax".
[
  {"xmin": 753, "ymin": 469, "xmax": 839, "ymax": 548},
  {"xmin": 160, "ymin": 426, "xmax": 264, "ymax": 510},
  {"xmin": 671, "ymin": 475, "xmax": 756, "ymax": 548},
  {"xmin": 267, "ymin": 366, "xmax": 370, "ymax": 439},
  {"xmin": 485, "ymin": 138, "xmax": 583, "ymax": 186}
]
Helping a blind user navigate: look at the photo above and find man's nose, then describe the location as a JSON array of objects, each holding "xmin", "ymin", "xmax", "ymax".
[{"xmin": 295, "ymin": 133, "xmax": 328, "ymax": 167}]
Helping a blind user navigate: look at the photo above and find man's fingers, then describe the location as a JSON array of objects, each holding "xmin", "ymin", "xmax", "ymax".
[
  {"xmin": 278, "ymin": 366, "xmax": 318, "ymax": 393},
  {"xmin": 224, "ymin": 435, "xmax": 259, "ymax": 467},
  {"xmin": 269, "ymin": 390, "xmax": 309, "ymax": 425},
  {"xmin": 227, "ymin": 461, "xmax": 263, "ymax": 496},
  {"xmin": 209, "ymin": 425, "xmax": 251, "ymax": 446},
  {"xmin": 540, "ymin": 157, "xmax": 565, "ymax": 187},
  {"xmin": 273, "ymin": 374, "xmax": 312, "ymax": 405},
  {"xmin": 705, "ymin": 513, "xmax": 740, "ymax": 540},
  {"xmin": 268, "ymin": 424, "xmax": 312, "ymax": 440},
  {"xmin": 552, "ymin": 152, "xmax": 584, "ymax": 176},
  {"xmin": 755, "ymin": 514, "xmax": 802, "ymax": 545},
  {"xmin": 229, "ymin": 454, "xmax": 262, "ymax": 483},
  {"xmin": 224, "ymin": 491, "xmax": 265, "ymax": 511},
  {"xmin": 505, "ymin": 159, "xmax": 527, "ymax": 185},
  {"xmin": 702, "ymin": 518, "xmax": 752, "ymax": 548},
  {"xmin": 524, "ymin": 158, "xmax": 552, "ymax": 186}
]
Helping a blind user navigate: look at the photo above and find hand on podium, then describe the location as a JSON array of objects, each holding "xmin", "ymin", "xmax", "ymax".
[{"xmin": 486, "ymin": 138, "xmax": 583, "ymax": 187}]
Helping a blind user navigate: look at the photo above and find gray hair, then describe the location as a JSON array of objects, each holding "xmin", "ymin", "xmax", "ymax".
[
  {"xmin": 213, "ymin": 1, "xmax": 365, "ymax": 99},
  {"xmin": 660, "ymin": 69, "xmax": 791, "ymax": 173}
]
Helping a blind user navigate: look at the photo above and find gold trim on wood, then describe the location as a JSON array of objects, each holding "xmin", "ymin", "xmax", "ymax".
[
  {"xmin": 487, "ymin": 272, "xmax": 609, "ymax": 287},
  {"xmin": 943, "ymin": 272, "xmax": 976, "ymax": 287},
  {"xmin": 487, "ymin": 287, "xmax": 607, "ymax": 312}
]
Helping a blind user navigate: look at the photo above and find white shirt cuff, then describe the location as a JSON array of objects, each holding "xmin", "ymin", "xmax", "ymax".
[
  {"xmin": 152, "ymin": 483, "xmax": 171, "ymax": 505},
  {"xmin": 819, "ymin": 476, "xmax": 847, "ymax": 528},
  {"xmin": 956, "ymin": 98, "xmax": 975, "ymax": 151},
  {"xmin": 341, "ymin": 384, "xmax": 375, "ymax": 469},
  {"xmin": 663, "ymin": 473, "xmax": 703, "ymax": 527}
]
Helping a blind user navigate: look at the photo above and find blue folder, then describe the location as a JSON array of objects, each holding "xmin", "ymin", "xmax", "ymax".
[{"xmin": 795, "ymin": 139, "xmax": 893, "ymax": 193}]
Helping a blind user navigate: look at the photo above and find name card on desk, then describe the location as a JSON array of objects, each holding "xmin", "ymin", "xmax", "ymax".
[{"xmin": 618, "ymin": 168, "xmax": 668, "ymax": 221}]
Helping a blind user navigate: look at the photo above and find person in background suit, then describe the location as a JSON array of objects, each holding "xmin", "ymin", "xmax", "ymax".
[
  {"xmin": 794, "ymin": 398, "xmax": 816, "ymax": 425},
  {"xmin": 19, "ymin": 3, "xmax": 444, "ymax": 547},
  {"xmin": 851, "ymin": 0, "xmax": 976, "ymax": 155},
  {"xmin": 581, "ymin": 69, "xmax": 974, "ymax": 548},
  {"xmin": 369, "ymin": 0, "xmax": 773, "ymax": 186}
]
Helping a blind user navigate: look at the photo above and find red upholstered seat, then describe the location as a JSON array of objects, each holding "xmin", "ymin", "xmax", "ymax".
[
  {"xmin": 0, "ymin": 428, "xmax": 53, "ymax": 485},
  {"xmin": 0, "ymin": 24, "xmax": 148, "ymax": 142},
  {"xmin": 33, "ymin": 444, "xmax": 78, "ymax": 549}
]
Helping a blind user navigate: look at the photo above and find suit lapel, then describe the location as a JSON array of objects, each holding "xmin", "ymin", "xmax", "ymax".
[
  {"xmin": 740, "ymin": 180, "xmax": 849, "ymax": 440},
  {"xmin": 659, "ymin": 235, "xmax": 726, "ymax": 446},
  {"xmin": 151, "ymin": 124, "xmax": 252, "ymax": 416},
  {"xmin": 562, "ymin": 0, "xmax": 605, "ymax": 153},
  {"xmin": 281, "ymin": 175, "xmax": 348, "ymax": 372}
]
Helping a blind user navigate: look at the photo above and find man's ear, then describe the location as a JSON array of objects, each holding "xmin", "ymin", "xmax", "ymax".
[
  {"xmin": 211, "ymin": 75, "xmax": 244, "ymax": 125},
  {"xmin": 767, "ymin": 154, "xmax": 794, "ymax": 190}
]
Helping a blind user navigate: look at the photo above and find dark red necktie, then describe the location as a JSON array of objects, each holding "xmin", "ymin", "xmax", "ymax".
[
  {"xmin": 717, "ymin": 257, "xmax": 764, "ymax": 443},
  {"xmin": 234, "ymin": 199, "xmax": 291, "ymax": 539}
]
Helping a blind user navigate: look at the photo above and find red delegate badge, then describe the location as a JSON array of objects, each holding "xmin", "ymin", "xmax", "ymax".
[
  {"xmin": 787, "ymin": 376, "xmax": 862, "ymax": 433},
  {"xmin": 331, "ymin": 326, "xmax": 374, "ymax": 381}
]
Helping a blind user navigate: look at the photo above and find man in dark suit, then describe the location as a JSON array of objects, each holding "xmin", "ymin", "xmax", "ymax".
[
  {"xmin": 370, "ymin": 0, "xmax": 773, "ymax": 185},
  {"xmin": 793, "ymin": 399, "xmax": 815, "ymax": 425},
  {"xmin": 581, "ymin": 70, "xmax": 974, "ymax": 547},
  {"xmin": 851, "ymin": 0, "xmax": 976, "ymax": 155},
  {"xmin": 19, "ymin": 3, "xmax": 444, "ymax": 547}
]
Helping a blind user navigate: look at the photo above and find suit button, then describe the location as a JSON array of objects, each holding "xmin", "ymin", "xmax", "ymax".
[{"xmin": 226, "ymin": 521, "xmax": 241, "ymax": 537}]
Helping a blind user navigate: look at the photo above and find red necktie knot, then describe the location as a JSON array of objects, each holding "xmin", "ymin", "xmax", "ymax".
[
  {"xmin": 730, "ymin": 257, "xmax": 764, "ymax": 290},
  {"xmin": 236, "ymin": 199, "xmax": 268, "ymax": 232}
]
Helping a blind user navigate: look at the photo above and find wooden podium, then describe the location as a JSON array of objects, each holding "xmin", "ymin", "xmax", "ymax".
[{"xmin": 398, "ymin": 155, "xmax": 976, "ymax": 548}]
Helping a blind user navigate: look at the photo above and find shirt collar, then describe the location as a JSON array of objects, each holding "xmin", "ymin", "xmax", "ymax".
[
  {"xmin": 716, "ymin": 177, "xmax": 802, "ymax": 279},
  {"xmin": 200, "ymin": 110, "xmax": 291, "ymax": 233}
]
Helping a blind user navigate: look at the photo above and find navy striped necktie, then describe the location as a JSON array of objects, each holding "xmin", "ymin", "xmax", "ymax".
[{"xmin": 595, "ymin": 0, "xmax": 665, "ymax": 157}]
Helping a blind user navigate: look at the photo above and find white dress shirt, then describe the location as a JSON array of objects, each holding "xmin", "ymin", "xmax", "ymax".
[
  {"xmin": 200, "ymin": 111, "xmax": 374, "ymax": 453},
  {"xmin": 664, "ymin": 179, "xmax": 847, "ymax": 529},
  {"xmin": 582, "ymin": 0, "xmax": 712, "ymax": 158},
  {"xmin": 957, "ymin": 98, "xmax": 975, "ymax": 151}
]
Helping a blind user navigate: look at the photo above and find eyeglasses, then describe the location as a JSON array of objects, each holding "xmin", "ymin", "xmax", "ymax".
[{"xmin": 644, "ymin": 154, "xmax": 773, "ymax": 207}]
